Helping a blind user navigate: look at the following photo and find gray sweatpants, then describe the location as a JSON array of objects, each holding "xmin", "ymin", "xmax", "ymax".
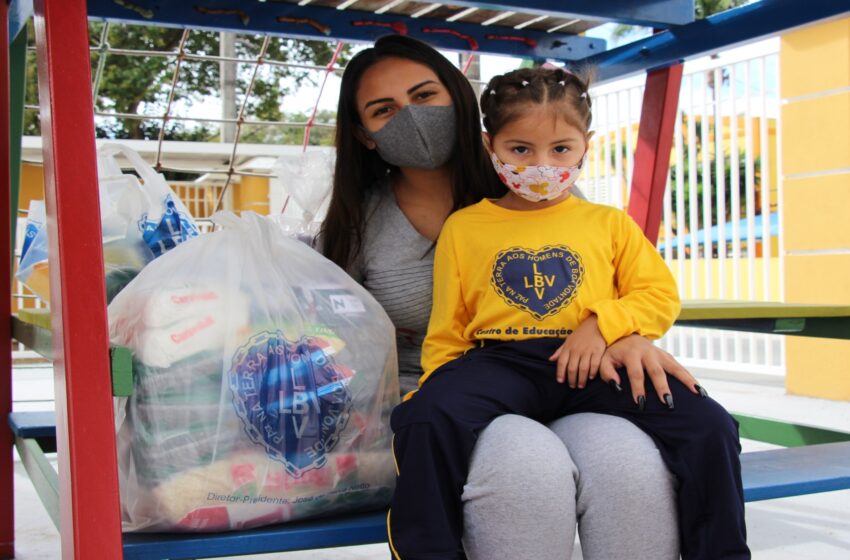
[{"xmin": 461, "ymin": 413, "xmax": 680, "ymax": 560}]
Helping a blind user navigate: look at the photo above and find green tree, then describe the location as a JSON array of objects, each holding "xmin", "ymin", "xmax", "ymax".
[
  {"xmin": 24, "ymin": 21, "xmax": 349, "ymax": 141},
  {"xmin": 240, "ymin": 109, "xmax": 337, "ymax": 146},
  {"xmin": 611, "ymin": 0, "xmax": 751, "ymax": 46}
]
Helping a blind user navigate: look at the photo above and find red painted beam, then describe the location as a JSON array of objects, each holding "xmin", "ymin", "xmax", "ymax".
[
  {"xmin": 32, "ymin": 0, "xmax": 123, "ymax": 558},
  {"xmin": 627, "ymin": 64, "xmax": 683, "ymax": 244},
  {"xmin": 0, "ymin": 2, "xmax": 16, "ymax": 556}
]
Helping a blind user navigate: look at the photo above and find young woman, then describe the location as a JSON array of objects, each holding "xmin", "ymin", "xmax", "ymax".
[{"xmin": 321, "ymin": 35, "xmax": 684, "ymax": 560}]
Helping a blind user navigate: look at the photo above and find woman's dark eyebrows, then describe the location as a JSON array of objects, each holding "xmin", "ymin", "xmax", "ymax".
[
  {"xmin": 407, "ymin": 80, "xmax": 438, "ymax": 94},
  {"xmin": 363, "ymin": 96, "xmax": 394, "ymax": 110},
  {"xmin": 363, "ymin": 81, "xmax": 438, "ymax": 109}
]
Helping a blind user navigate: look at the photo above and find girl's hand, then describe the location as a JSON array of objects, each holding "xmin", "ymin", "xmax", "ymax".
[
  {"xmin": 598, "ymin": 334, "xmax": 704, "ymax": 409},
  {"xmin": 548, "ymin": 314, "xmax": 606, "ymax": 388}
]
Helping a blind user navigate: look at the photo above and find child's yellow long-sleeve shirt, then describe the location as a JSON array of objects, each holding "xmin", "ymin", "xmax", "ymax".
[{"xmin": 420, "ymin": 195, "xmax": 680, "ymax": 383}]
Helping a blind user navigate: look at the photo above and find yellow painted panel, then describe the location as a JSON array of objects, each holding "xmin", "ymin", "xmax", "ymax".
[
  {"xmin": 19, "ymin": 164, "xmax": 45, "ymax": 211},
  {"xmin": 668, "ymin": 257, "xmax": 781, "ymax": 301},
  {"xmin": 783, "ymin": 174, "xmax": 850, "ymax": 251},
  {"xmin": 234, "ymin": 177, "xmax": 270, "ymax": 216},
  {"xmin": 780, "ymin": 17, "xmax": 850, "ymax": 99},
  {"xmin": 785, "ymin": 254, "xmax": 850, "ymax": 304},
  {"xmin": 786, "ymin": 338, "xmax": 850, "ymax": 401},
  {"xmin": 781, "ymin": 93, "xmax": 850, "ymax": 176}
]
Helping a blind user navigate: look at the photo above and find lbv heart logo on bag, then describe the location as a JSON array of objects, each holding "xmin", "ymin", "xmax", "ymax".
[
  {"xmin": 229, "ymin": 332, "xmax": 352, "ymax": 478},
  {"xmin": 491, "ymin": 245, "xmax": 584, "ymax": 320}
]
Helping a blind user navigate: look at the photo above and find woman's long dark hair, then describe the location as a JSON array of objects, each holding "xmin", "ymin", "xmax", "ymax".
[{"xmin": 320, "ymin": 35, "xmax": 506, "ymax": 271}]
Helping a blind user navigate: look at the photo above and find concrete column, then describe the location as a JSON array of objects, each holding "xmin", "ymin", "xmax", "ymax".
[{"xmin": 780, "ymin": 16, "xmax": 850, "ymax": 401}]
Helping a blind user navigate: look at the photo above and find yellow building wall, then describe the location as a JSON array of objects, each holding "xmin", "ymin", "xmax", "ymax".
[
  {"xmin": 19, "ymin": 163, "xmax": 45, "ymax": 214},
  {"xmin": 669, "ymin": 257, "xmax": 781, "ymax": 302},
  {"xmin": 780, "ymin": 16, "xmax": 850, "ymax": 401},
  {"xmin": 234, "ymin": 176, "xmax": 270, "ymax": 216}
]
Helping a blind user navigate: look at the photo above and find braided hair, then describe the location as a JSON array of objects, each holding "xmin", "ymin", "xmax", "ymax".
[{"xmin": 480, "ymin": 66, "xmax": 593, "ymax": 136}]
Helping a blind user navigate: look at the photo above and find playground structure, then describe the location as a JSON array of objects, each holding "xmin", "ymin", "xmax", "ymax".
[{"xmin": 2, "ymin": 0, "xmax": 850, "ymax": 559}]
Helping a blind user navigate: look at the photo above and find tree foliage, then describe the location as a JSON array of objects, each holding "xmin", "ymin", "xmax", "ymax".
[
  {"xmin": 611, "ymin": 0, "xmax": 751, "ymax": 45},
  {"xmin": 24, "ymin": 21, "xmax": 348, "ymax": 143},
  {"xmin": 694, "ymin": 0, "xmax": 749, "ymax": 19}
]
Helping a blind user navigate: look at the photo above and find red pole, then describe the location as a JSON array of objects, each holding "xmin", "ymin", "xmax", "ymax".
[
  {"xmin": 32, "ymin": 0, "xmax": 124, "ymax": 558},
  {"xmin": 627, "ymin": 64, "xmax": 683, "ymax": 244},
  {"xmin": 0, "ymin": 1, "xmax": 16, "ymax": 556}
]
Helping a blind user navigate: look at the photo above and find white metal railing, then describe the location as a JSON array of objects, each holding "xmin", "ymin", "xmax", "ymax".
[
  {"xmin": 170, "ymin": 181, "xmax": 231, "ymax": 219},
  {"xmin": 586, "ymin": 39, "xmax": 785, "ymax": 377}
]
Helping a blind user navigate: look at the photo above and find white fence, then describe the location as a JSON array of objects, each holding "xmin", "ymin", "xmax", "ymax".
[{"xmin": 586, "ymin": 39, "xmax": 785, "ymax": 376}]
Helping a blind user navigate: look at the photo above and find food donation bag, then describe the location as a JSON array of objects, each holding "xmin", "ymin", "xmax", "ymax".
[
  {"xmin": 109, "ymin": 211, "xmax": 399, "ymax": 532},
  {"xmin": 16, "ymin": 142, "xmax": 199, "ymax": 304}
]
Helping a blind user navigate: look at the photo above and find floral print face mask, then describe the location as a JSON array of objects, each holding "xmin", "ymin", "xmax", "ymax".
[{"xmin": 490, "ymin": 152, "xmax": 585, "ymax": 202}]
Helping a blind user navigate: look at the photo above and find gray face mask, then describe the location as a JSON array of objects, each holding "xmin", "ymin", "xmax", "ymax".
[{"xmin": 365, "ymin": 104, "xmax": 456, "ymax": 169}]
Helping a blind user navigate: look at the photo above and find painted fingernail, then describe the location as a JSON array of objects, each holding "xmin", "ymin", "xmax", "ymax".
[
  {"xmin": 664, "ymin": 393, "xmax": 674, "ymax": 409},
  {"xmin": 637, "ymin": 395, "xmax": 646, "ymax": 411},
  {"xmin": 609, "ymin": 379, "xmax": 622, "ymax": 393},
  {"xmin": 695, "ymin": 384, "xmax": 708, "ymax": 398}
]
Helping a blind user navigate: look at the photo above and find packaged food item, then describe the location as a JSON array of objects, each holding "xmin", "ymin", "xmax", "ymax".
[{"xmin": 110, "ymin": 211, "xmax": 399, "ymax": 532}]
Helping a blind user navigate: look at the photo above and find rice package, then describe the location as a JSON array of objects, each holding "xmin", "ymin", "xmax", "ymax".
[{"xmin": 109, "ymin": 211, "xmax": 399, "ymax": 532}]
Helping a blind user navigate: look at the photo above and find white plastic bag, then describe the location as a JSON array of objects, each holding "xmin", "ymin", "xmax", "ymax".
[
  {"xmin": 16, "ymin": 143, "xmax": 200, "ymax": 304},
  {"xmin": 16, "ymin": 201, "xmax": 50, "ymax": 301},
  {"xmin": 98, "ymin": 143, "xmax": 200, "ymax": 258},
  {"xmin": 109, "ymin": 211, "xmax": 399, "ymax": 532},
  {"xmin": 271, "ymin": 150, "xmax": 334, "ymax": 243}
]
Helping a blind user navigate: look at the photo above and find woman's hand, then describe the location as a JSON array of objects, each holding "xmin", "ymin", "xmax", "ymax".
[
  {"xmin": 599, "ymin": 334, "xmax": 705, "ymax": 409},
  {"xmin": 549, "ymin": 315, "xmax": 607, "ymax": 388}
]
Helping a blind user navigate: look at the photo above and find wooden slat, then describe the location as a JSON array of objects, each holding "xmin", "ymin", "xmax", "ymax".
[
  {"xmin": 680, "ymin": 300, "xmax": 850, "ymax": 320},
  {"xmin": 677, "ymin": 301, "xmax": 850, "ymax": 340},
  {"xmin": 8, "ymin": 411, "xmax": 57, "ymax": 439},
  {"xmin": 734, "ymin": 414, "xmax": 850, "ymax": 448},
  {"xmin": 121, "ymin": 510, "xmax": 389, "ymax": 560},
  {"xmin": 741, "ymin": 442, "xmax": 850, "ymax": 502}
]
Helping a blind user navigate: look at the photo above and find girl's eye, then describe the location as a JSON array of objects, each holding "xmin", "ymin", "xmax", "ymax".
[
  {"xmin": 553, "ymin": 145, "xmax": 570, "ymax": 154},
  {"xmin": 511, "ymin": 146, "xmax": 529, "ymax": 155}
]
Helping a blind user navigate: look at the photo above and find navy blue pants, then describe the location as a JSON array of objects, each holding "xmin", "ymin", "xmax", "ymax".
[{"xmin": 388, "ymin": 338, "xmax": 749, "ymax": 560}]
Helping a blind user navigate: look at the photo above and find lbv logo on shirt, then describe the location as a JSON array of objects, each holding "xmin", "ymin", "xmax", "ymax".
[{"xmin": 491, "ymin": 245, "xmax": 584, "ymax": 320}]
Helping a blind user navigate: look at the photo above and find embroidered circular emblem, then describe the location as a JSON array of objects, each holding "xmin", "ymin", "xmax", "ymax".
[
  {"xmin": 229, "ymin": 331, "xmax": 351, "ymax": 478},
  {"xmin": 490, "ymin": 245, "xmax": 584, "ymax": 320}
]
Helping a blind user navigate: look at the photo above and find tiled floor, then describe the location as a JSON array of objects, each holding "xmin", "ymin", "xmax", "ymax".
[{"xmin": 10, "ymin": 365, "xmax": 850, "ymax": 559}]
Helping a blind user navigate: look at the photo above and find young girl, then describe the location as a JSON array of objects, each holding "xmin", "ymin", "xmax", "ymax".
[{"xmin": 387, "ymin": 67, "xmax": 749, "ymax": 560}]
